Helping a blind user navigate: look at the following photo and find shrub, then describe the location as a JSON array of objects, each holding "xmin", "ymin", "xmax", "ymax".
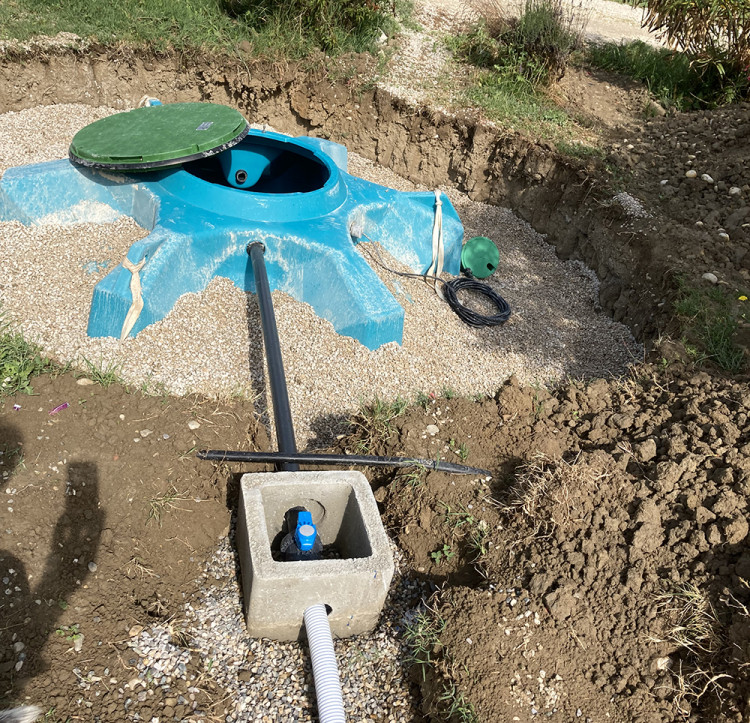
[
  {"xmin": 638, "ymin": 0, "xmax": 750, "ymax": 99},
  {"xmin": 455, "ymin": 0, "xmax": 589, "ymax": 86}
]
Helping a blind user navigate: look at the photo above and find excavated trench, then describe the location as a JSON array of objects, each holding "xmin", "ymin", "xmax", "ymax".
[{"xmin": 0, "ymin": 48, "xmax": 658, "ymax": 344}]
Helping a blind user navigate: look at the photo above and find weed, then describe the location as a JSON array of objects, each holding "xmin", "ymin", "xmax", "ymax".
[
  {"xmin": 416, "ymin": 390, "xmax": 433, "ymax": 410},
  {"xmin": 654, "ymin": 583, "xmax": 723, "ymax": 657},
  {"xmin": 555, "ymin": 139, "xmax": 604, "ymax": 160},
  {"xmin": 430, "ymin": 543, "xmax": 455, "ymax": 565},
  {"xmin": 80, "ymin": 356, "xmax": 123, "ymax": 388},
  {"xmin": 673, "ymin": 279, "xmax": 745, "ymax": 374},
  {"xmin": 402, "ymin": 605, "xmax": 446, "ymax": 678},
  {"xmin": 55, "ymin": 624, "xmax": 82, "ymax": 642},
  {"xmin": 57, "ymin": 599, "xmax": 69, "ymax": 611},
  {"xmin": 178, "ymin": 445, "xmax": 198, "ymax": 461},
  {"xmin": 441, "ymin": 386, "xmax": 457, "ymax": 400},
  {"xmin": 437, "ymin": 681, "xmax": 479, "ymax": 723},
  {"xmin": 441, "ymin": 502, "xmax": 490, "ymax": 561},
  {"xmin": 0, "ymin": 313, "xmax": 52, "ymax": 397},
  {"xmin": 0, "ymin": 443, "xmax": 25, "ymax": 475},
  {"xmin": 147, "ymin": 485, "xmax": 191, "ymax": 526},
  {"xmin": 349, "ymin": 395, "xmax": 408, "ymax": 453},
  {"xmin": 395, "ymin": 463, "xmax": 427, "ymax": 488}
]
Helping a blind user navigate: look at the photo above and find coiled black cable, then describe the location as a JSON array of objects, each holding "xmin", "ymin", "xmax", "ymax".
[
  {"xmin": 442, "ymin": 273, "xmax": 511, "ymax": 327},
  {"xmin": 359, "ymin": 238, "xmax": 511, "ymax": 328}
]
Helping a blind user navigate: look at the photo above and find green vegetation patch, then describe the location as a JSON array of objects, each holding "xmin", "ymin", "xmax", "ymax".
[
  {"xmin": 0, "ymin": 0, "xmax": 398, "ymax": 56},
  {"xmin": 0, "ymin": 313, "xmax": 52, "ymax": 397},
  {"xmin": 586, "ymin": 40, "xmax": 749, "ymax": 110},
  {"xmin": 674, "ymin": 279, "xmax": 746, "ymax": 374}
]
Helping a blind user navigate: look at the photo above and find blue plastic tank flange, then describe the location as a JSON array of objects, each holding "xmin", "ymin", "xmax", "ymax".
[{"xmin": 0, "ymin": 128, "xmax": 463, "ymax": 350}]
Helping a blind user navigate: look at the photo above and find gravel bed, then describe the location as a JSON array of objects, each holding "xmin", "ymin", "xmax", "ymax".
[
  {"xmin": 0, "ymin": 104, "xmax": 641, "ymax": 445},
  {"xmin": 122, "ymin": 535, "xmax": 428, "ymax": 722}
]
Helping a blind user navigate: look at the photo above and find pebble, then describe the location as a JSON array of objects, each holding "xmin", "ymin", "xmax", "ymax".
[
  {"xmin": 702, "ymin": 272, "xmax": 718, "ymax": 284},
  {"xmin": 187, "ymin": 421, "xmax": 200, "ymax": 431},
  {"xmin": 729, "ymin": 186, "xmax": 742, "ymax": 195},
  {"xmin": 76, "ymin": 377, "xmax": 95, "ymax": 385},
  {"xmin": 719, "ymin": 232, "xmax": 730, "ymax": 241},
  {"xmin": 701, "ymin": 173, "xmax": 714, "ymax": 183},
  {"xmin": 425, "ymin": 424, "xmax": 439, "ymax": 436},
  {"xmin": 88, "ymin": 561, "xmax": 97, "ymax": 572},
  {"xmin": 140, "ymin": 429, "xmax": 154, "ymax": 438},
  {"xmin": 685, "ymin": 170, "xmax": 697, "ymax": 178}
]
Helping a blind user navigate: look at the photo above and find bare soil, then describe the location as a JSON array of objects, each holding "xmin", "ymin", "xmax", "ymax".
[{"xmin": 0, "ymin": 24, "xmax": 749, "ymax": 723}]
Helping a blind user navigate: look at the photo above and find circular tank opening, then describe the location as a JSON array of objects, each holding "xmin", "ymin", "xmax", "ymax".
[{"xmin": 184, "ymin": 136, "xmax": 331, "ymax": 194}]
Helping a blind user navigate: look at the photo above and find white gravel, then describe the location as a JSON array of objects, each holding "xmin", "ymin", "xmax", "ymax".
[{"xmin": 0, "ymin": 103, "xmax": 641, "ymax": 445}]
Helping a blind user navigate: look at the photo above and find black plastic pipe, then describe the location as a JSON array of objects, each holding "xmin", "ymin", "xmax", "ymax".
[
  {"xmin": 247, "ymin": 242, "xmax": 299, "ymax": 472},
  {"xmin": 198, "ymin": 449, "xmax": 491, "ymax": 477}
]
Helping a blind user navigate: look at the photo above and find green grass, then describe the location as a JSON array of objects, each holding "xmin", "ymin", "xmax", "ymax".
[
  {"xmin": 586, "ymin": 40, "xmax": 749, "ymax": 110},
  {"xmin": 350, "ymin": 395, "xmax": 408, "ymax": 453},
  {"xmin": 80, "ymin": 357, "xmax": 124, "ymax": 388},
  {"xmin": 0, "ymin": 0, "xmax": 398, "ymax": 57},
  {"xmin": 437, "ymin": 682, "xmax": 479, "ymax": 723},
  {"xmin": 403, "ymin": 606, "xmax": 446, "ymax": 678},
  {"xmin": 465, "ymin": 75, "xmax": 575, "ymax": 139},
  {"xmin": 674, "ymin": 280, "xmax": 746, "ymax": 374},
  {"xmin": 0, "ymin": 313, "xmax": 52, "ymax": 397}
]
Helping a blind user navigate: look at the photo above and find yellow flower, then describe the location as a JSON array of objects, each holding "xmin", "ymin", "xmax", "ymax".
[{"xmin": 739, "ymin": 295, "xmax": 748, "ymax": 302}]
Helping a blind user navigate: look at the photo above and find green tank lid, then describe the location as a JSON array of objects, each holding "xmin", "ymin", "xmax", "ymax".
[
  {"xmin": 461, "ymin": 236, "xmax": 500, "ymax": 279},
  {"xmin": 69, "ymin": 102, "xmax": 249, "ymax": 171}
]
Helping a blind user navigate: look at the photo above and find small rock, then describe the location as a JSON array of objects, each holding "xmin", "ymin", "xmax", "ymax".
[
  {"xmin": 88, "ymin": 561, "xmax": 97, "ymax": 573},
  {"xmin": 140, "ymin": 429, "xmax": 153, "ymax": 438},
  {"xmin": 73, "ymin": 634, "xmax": 84, "ymax": 652},
  {"xmin": 187, "ymin": 420, "xmax": 200, "ymax": 431},
  {"xmin": 729, "ymin": 186, "xmax": 742, "ymax": 195},
  {"xmin": 76, "ymin": 378, "xmax": 95, "ymax": 386},
  {"xmin": 12, "ymin": 642, "xmax": 24, "ymax": 653},
  {"xmin": 635, "ymin": 438, "xmax": 657, "ymax": 462},
  {"xmin": 660, "ymin": 179, "xmax": 668, "ymax": 186},
  {"xmin": 695, "ymin": 506, "xmax": 716, "ymax": 524},
  {"xmin": 128, "ymin": 625, "xmax": 144, "ymax": 638},
  {"xmin": 719, "ymin": 232, "xmax": 730, "ymax": 241},
  {"xmin": 425, "ymin": 424, "xmax": 439, "ymax": 436},
  {"xmin": 701, "ymin": 174, "xmax": 714, "ymax": 183},
  {"xmin": 702, "ymin": 272, "xmax": 718, "ymax": 284},
  {"xmin": 685, "ymin": 170, "xmax": 697, "ymax": 178}
]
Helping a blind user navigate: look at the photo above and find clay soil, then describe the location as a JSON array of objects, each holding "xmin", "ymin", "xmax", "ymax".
[{"xmin": 0, "ymin": 36, "xmax": 749, "ymax": 723}]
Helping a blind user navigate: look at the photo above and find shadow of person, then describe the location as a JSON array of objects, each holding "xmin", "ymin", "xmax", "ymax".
[{"xmin": 0, "ymin": 452, "xmax": 104, "ymax": 708}]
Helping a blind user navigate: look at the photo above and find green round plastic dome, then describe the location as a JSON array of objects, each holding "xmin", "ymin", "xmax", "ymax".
[
  {"xmin": 69, "ymin": 102, "xmax": 249, "ymax": 171},
  {"xmin": 461, "ymin": 236, "xmax": 500, "ymax": 279}
]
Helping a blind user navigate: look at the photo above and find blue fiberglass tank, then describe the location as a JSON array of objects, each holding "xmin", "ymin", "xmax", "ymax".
[{"xmin": 0, "ymin": 104, "xmax": 464, "ymax": 350}]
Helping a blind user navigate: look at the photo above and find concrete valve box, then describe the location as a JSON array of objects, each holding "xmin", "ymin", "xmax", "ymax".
[{"xmin": 236, "ymin": 470, "xmax": 395, "ymax": 641}]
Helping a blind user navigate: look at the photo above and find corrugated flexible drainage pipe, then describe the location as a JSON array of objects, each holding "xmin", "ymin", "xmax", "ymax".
[{"xmin": 303, "ymin": 604, "xmax": 345, "ymax": 722}]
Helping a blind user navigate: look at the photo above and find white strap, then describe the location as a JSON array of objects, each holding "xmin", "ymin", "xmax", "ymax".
[
  {"xmin": 426, "ymin": 190, "xmax": 445, "ymax": 300},
  {"xmin": 120, "ymin": 257, "xmax": 147, "ymax": 340}
]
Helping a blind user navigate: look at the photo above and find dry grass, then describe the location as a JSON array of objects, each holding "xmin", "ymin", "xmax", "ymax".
[
  {"xmin": 651, "ymin": 582, "xmax": 734, "ymax": 715},
  {"xmin": 502, "ymin": 453, "xmax": 608, "ymax": 535}
]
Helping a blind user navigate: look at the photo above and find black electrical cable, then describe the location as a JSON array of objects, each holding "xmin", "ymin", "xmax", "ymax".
[{"xmin": 359, "ymin": 236, "xmax": 511, "ymax": 327}]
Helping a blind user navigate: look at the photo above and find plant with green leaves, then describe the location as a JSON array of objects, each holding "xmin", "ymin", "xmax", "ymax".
[
  {"xmin": 0, "ymin": 314, "xmax": 52, "ymax": 397},
  {"xmin": 637, "ymin": 0, "xmax": 750, "ymax": 102},
  {"xmin": 430, "ymin": 542, "xmax": 455, "ymax": 564}
]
